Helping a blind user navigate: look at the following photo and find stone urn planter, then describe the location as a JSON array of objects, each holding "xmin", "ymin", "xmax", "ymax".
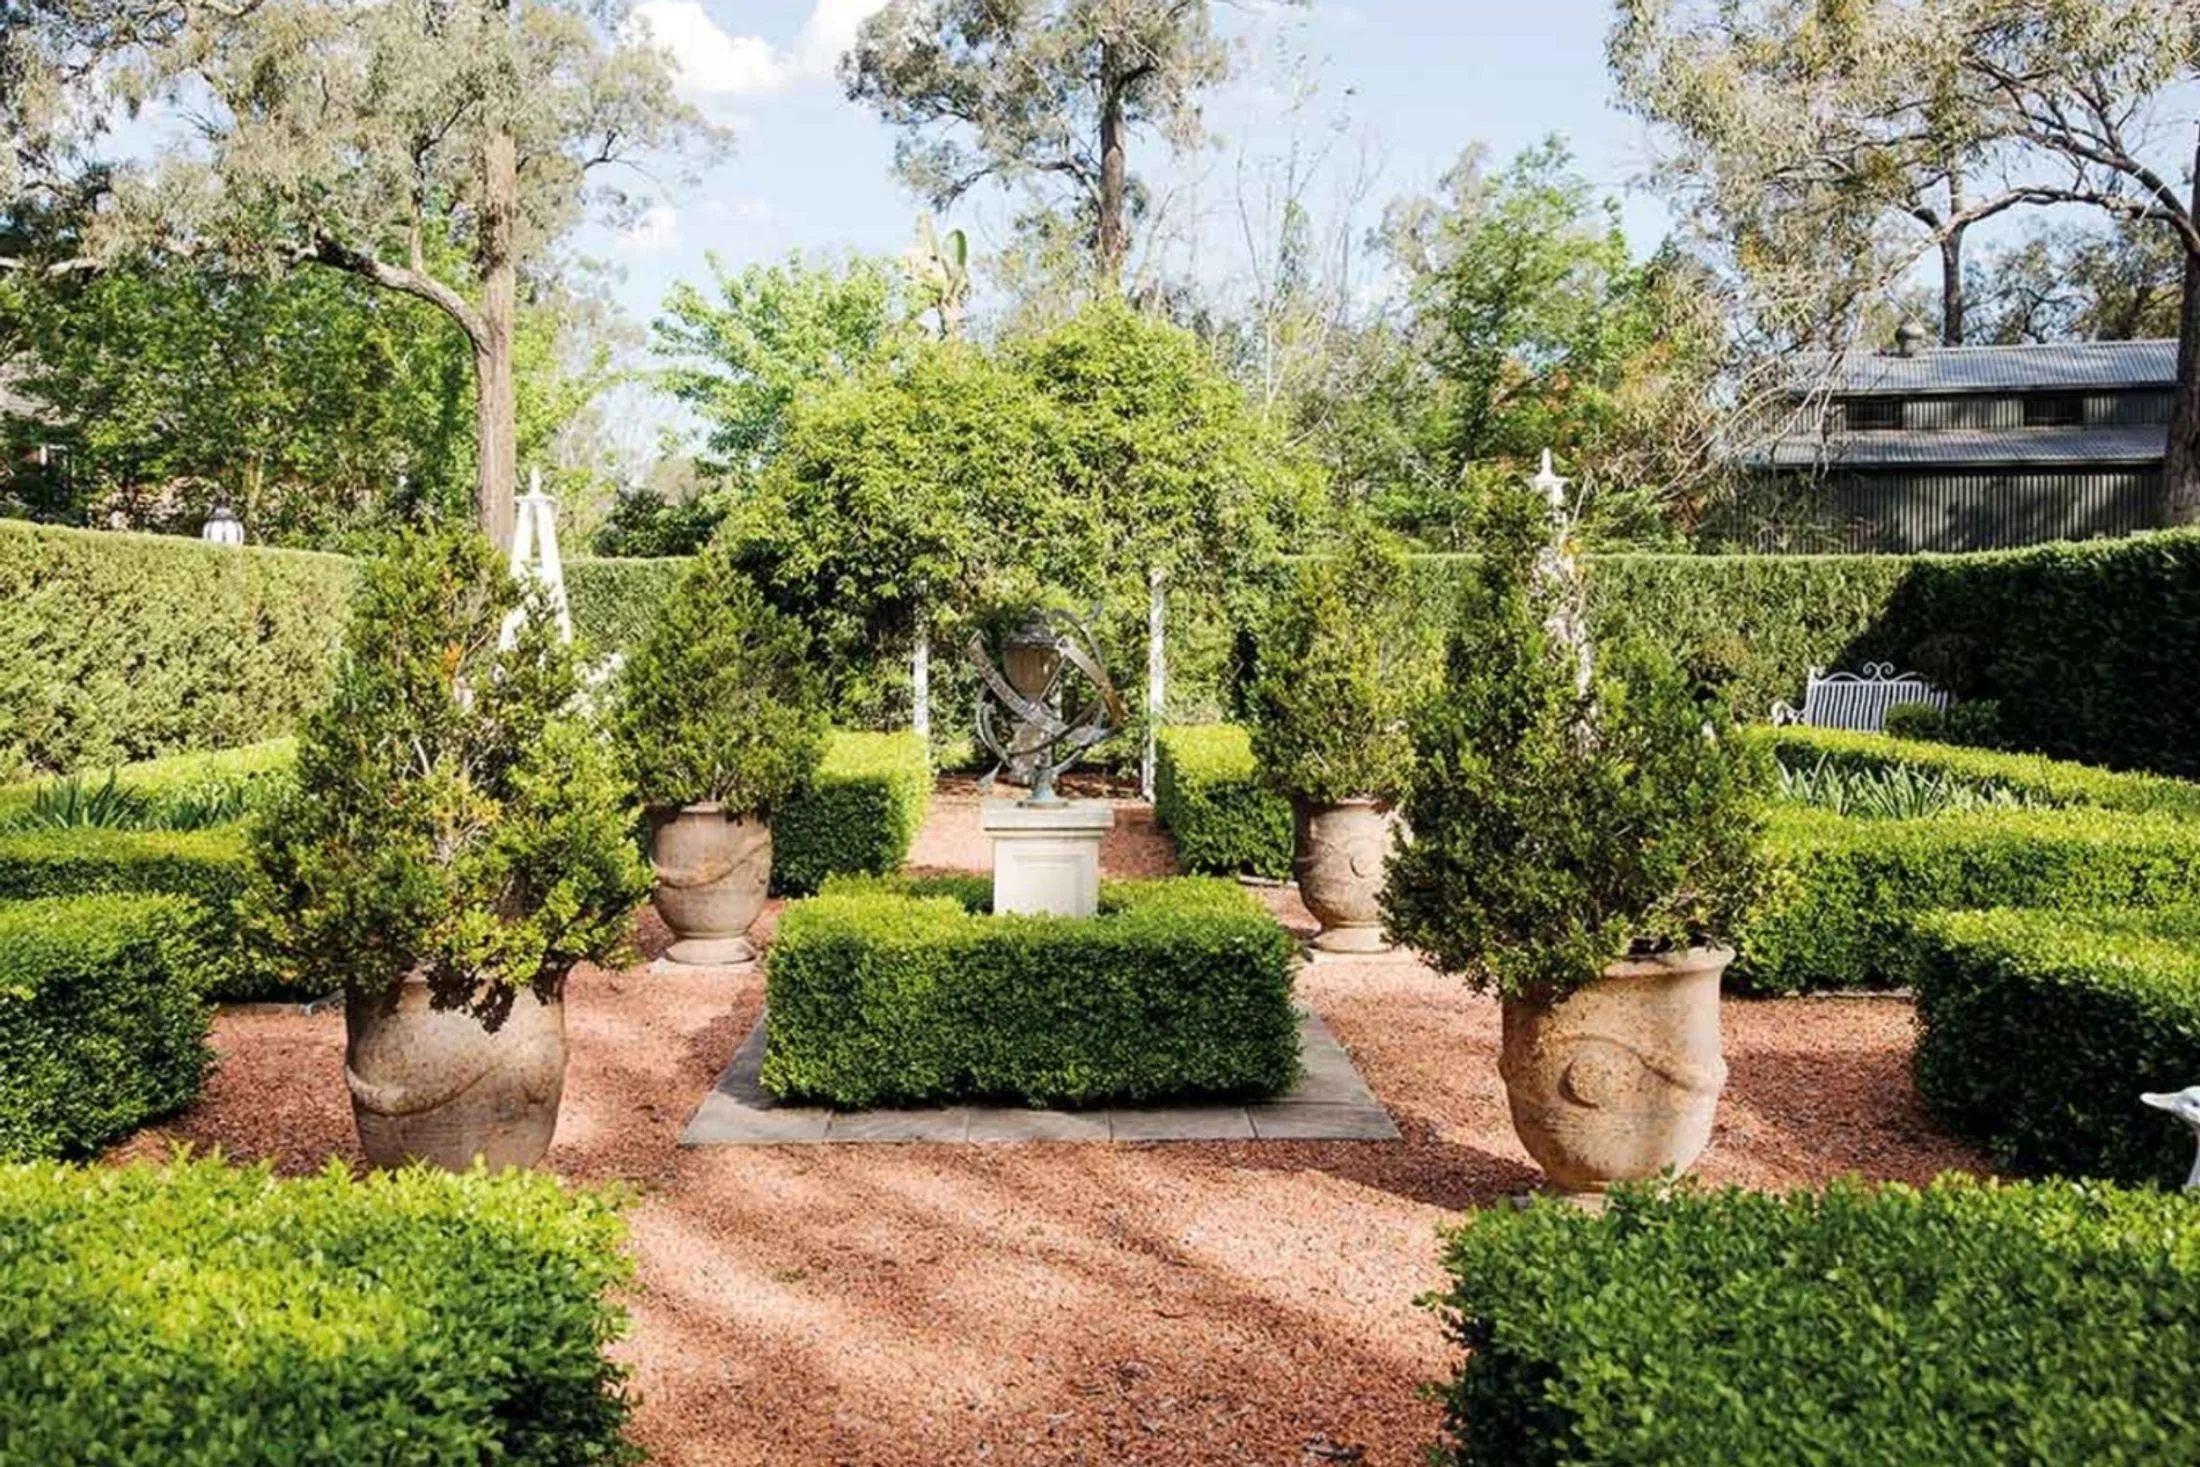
[
  {"xmin": 1292, "ymin": 796, "xmax": 1396, "ymax": 953},
  {"xmin": 649, "ymin": 803, "xmax": 772, "ymax": 964},
  {"xmin": 345, "ymin": 973, "xmax": 567, "ymax": 1171},
  {"xmin": 1497, "ymin": 945, "xmax": 1732, "ymax": 1198}
]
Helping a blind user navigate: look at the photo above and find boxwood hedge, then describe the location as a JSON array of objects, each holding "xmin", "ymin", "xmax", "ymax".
[
  {"xmin": 0, "ymin": 894, "xmax": 211, "ymax": 1160},
  {"xmin": 1152, "ymin": 724, "xmax": 1292, "ymax": 880},
  {"xmin": 761, "ymin": 876, "xmax": 1299, "ymax": 1107},
  {"xmin": 770, "ymin": 731, "xmax": 932, "ymax": 896},
  {"xmin": 1430, "ymin": 1176, "xmax": 2200, "ymax": 1466},
  {"xmin": 1761, "ymin": 726, "xmax": 2200, "ymax": 820},
  {"xmin": 0, "ymin": 824, "xmax": 280, "ymax": 1001},
  {"xmin": 1734, "ymin": 804, "xmax": 2200, "ymax": 995},
  {"xmin": 1909, "ymin": 906, "xmax": 2200, "ymax": 1185},
  {"xmin": 0, "ymin": 1157, "xmax": 637, "ymax": 1465}
]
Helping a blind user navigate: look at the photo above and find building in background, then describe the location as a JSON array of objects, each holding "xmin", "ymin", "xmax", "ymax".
[{"xmin": 1744, "ymin": 326, "xmax": 2174, "ymax": 552}]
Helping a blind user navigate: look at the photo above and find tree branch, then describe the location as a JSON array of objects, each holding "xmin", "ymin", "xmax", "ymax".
[{"xmin": 308, "ymin": 233, "xmax": 487, "ymax": 348}]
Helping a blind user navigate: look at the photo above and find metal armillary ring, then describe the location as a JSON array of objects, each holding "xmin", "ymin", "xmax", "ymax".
[{"xmin": 965, "ymin": 609, "xmax": 1126, "ymax": 806}]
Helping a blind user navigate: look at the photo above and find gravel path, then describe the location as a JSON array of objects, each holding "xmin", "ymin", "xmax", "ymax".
[{"xmin": 113, "ymin": 795, "xmax": 1986, "ymax": 1466}]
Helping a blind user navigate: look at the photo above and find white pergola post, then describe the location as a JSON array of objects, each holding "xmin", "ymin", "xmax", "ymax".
[
  {"xmin": 911, "ymin": 613, "xmax": 931, "ymax": 740},
  {"xmin": 1142, "ymin": 565, "xmax": 1165, "ymax": 800}
]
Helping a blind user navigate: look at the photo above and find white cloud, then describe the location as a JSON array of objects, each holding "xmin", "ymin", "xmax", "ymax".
[
  {"xmin": 618, "ymin": 204, "xmax": 682, "ymax": 252},
  {"xmin": 628, "ymin": 0, "xmax": 888, "ymax": 101}
]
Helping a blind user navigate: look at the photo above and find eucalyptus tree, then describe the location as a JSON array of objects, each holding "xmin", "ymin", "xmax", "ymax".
[
  {"xmin": 1613, "ymin": 0, "xmax": 2200, "ymax": 521},
  {"xmin": 844, "ymin": 0, "xmax": 1260, "ymax": 287},
  {"xmin": 2, "ymin": 0, "xmax": 718, "ymax": 546}
]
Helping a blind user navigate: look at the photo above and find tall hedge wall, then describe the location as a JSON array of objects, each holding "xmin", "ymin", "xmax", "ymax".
[{"xmin": 13, "ymin": 520, "xmax": 2200, "ymax": 778}]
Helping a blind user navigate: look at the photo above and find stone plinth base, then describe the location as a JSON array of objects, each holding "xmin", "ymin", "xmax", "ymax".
[{"xmin": 981, "ymin": 798, "xmax": 1114, "ymax": 917}]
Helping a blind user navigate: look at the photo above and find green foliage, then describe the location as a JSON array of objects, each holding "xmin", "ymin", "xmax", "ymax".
[
  {"xmin": 0, "ymin": 521, "xmax": 350, "ymax": 782},
  {"xmin": 1737, "ymin": 804, "xmax": 2200, "ymax": 995},
  {"xmin": 1383, "ymin": 487, "xmax": 1769, "ymax": 1000},
  {"xmin": 1152, "ymin": 724, "xmax": 1293, "ymax": 880},
  {"xmin": 1881, "ymin": 700, "xmax": 1947, "ymax": 740},
  {"xmin": 614, "ymin": 540, "xmax": 828, "ymax": 812},
  {"xmin": 563, "ymin": 557, "xmax": 682, "ymax": 652},
  {"xmin": 1245, "ymin": 526, "xmax": 1436, "ymax": 804},
  {"xmin": 1909, "ymin": 905, "xmax": 2200, "ymax": 1185},
  {"xmin": 761, "ymin": 876, "xmax": 1300, "ymax": 1108},
  {"xmin": 0, "ymin": 895, "xmax": 211, "ymax": 1160},
  {"xmin": 0, "ymin": 1156, "xmax": 638, "ymax": 1464},
  {"xmin": 1761, "ymin": 725, "xmax": 2200, "ymax": 820},
  {"xmin": 1774, "ymin": 755, "xmax": 2032, "ymax": 820},
  {"xmin": 770, "ymin": 732, "xmax": 932, "ymax": 897},
  {"xmin": 1429, "ymin": 1175, "xmax": 2200, "ymax": 1466},
  {"xmin": 245, "ymin": 529, "xmax": 648, "ymax": 1019},
  {"xmin": 0, "ymin": 825, "xmax": 275, "ymax": 1000}
]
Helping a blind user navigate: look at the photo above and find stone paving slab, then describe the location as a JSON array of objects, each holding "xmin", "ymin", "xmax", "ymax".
[{"xmin": 680, "ymin": 1008, "xmax": 1400, "ymax": 1146}]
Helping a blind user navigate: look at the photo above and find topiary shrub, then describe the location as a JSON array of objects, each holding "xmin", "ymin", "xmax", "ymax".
[
  {"xmin": 1735, "ymin": 804, "xmax": 2200, "ymax": 995},
  {"xmin": 1151, "ymin": 724, "xmax": 1292, "ymax": 879},
  {"xmin": 769, "ymin": 731, "xmax": 931, "ymax": 896},
  {"xmin": 0, "ymin": 1156, "xmax": 638, "ymax": 1464},
  {"xmin": 244, "ymin": 528, "xmax": 648, "ymax": 1019},
  {"xmin": 761, "ymin": 876, "xmax": 1299, "ymax": 1107},
  {"xmin": 1245, "ymin": 525, "xmax": 1436, "ymax": 806},
  {"xmin": 0, "ymin": 894, "xmax": 212, "ymax": 1160},
  {"xmin": 1428, "ymin": 1175, "xmax": 2200, "ymax": 1466},
  {"xmin": 1881, "ymin": 700, "xmax": 1948, "ymax": 740},
  {"xmin": 613, "ymin": 538, "xmax": 829, "ymax": 815},
  {"xmin": 1909, "ymin": 905, "xmax": 2200, "ymax": 1184},
  {"xmin": 1383, "ymin": 484, "xmax": 1768, "ymax": 1000}
]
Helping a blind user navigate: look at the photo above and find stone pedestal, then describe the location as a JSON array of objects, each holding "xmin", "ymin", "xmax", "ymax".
[{"xmin": 982, "ymin": 799, "xmax": 1114, "ymax": 917}]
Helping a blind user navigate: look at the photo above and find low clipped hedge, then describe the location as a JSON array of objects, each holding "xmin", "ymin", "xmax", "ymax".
[
  {"xmin": 0, "ymin": 736, "xmax": 296, "ymax": 829},
  {"xmin": 762, "ymin": 875, "xmax": 1300, "ymax": 1107},
  {"xmin": 1429, "ymin": 1176, "xmax": 2200, "ymax": 1466},
  {"xmin": 0, "ymin": 824, "xmax": 277, "ymax": 1000},
  {"xmin": 1910, "ymin": 906, "xmax": 2200, "ymax": 1185},
  {"xmin": 0, "ymin": 895, "xmax": 211, "ymax": 1160},
  {"xmin": 0, "ymin": 1157, "xmax": 637, "ymax": 1465},
  {"xmin": 1734, "ymin": 804, "xmax": 2200, "ymax": 995},
  {"xmin": 1152, "ymin": 724, "xmax": 1292, "ymax": 880},
  {"xmin": 1762, "ymin": 725, "xmax": 2200, "ymax": 820},
  {"xmin": 771, "ymin": 731, "xmax": 932, "ymax": 896}
]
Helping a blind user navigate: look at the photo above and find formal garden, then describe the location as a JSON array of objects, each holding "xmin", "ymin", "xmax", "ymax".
[{"xmin": 6, "ymin": 473, "xmax": 2200, "ymax": 1462}]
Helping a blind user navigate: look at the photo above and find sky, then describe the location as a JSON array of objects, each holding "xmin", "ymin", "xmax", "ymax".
[{"xmin": 582, "ymin": 0, "xmax": 1676, "ymax": 332}]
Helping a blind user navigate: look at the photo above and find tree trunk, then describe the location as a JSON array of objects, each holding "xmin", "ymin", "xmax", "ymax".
[
  {"xmin": 475, "ymin": 126, "xmax": 519, "ymax": 551},
  {"xmin": 1939, "ymin": 227, "xmax": 1966, "ymax": 346},
  {"xmin": 1097, "ymin": 40, "xmax": 1128, "ymax": 288},
  {"xmin": 2164, "ymin": 237, "xmax": 2200, "ymax": 525}
]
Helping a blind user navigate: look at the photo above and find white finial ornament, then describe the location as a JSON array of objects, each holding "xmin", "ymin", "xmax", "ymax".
[
  {"xmin": 1532, "ymin": 449, "xmax": 1569, "ymax": 513},
  {"xmin": 2142, "ymin": 1087, "xmax": 2200, "ymax": 1190}
]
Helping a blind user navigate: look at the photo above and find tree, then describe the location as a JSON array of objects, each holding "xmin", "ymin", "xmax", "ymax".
[
  {"xmin": 844, "ymin": 0, "xmax": 1243, "ymax": 286},
  {"xmin": 3, "ymin": 0, "xmax": 718, "ymax": 547},
  {"xmin": 1967, "ymin": 218, "xmax": 2186, "ymax": 344},
  {"xmin": 1614, "ymin": 0, "xmax": 2200, "ymax": 521}
]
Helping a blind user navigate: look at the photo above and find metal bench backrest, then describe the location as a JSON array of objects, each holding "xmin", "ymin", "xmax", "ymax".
[{"xmin": 1775, "ymin": 663, "xmax": 1950, "ymax": 733}]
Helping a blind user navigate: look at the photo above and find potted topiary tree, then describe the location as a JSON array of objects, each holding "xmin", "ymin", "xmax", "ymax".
[
  {"xmin": 1247, "ymin": 526, "xmax": 1436, "ymax": 952},
  {"xmin": 616, "ymin": 539, "xmax": 828, "ymax": 964},
  {"xmin": 246, "ymin": 528, "xmax": 650, "ymax": 1172},
  {"xmin": 1382, "ymin": 477, "xmax": 1767, "ymax": 1198}
]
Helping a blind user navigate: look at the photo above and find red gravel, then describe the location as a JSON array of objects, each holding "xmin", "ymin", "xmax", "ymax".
[{"xmin": 112, "ymin": 791, "xmax": 1988, "ymax": 1466}]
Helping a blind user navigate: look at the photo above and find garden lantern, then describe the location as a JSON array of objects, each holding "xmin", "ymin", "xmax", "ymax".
[{"xmin": 201, "ymin": 500, "xmax": 245, "ymax": 546}]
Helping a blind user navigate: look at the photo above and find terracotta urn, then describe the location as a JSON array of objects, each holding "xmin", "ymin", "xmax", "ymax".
[
  {"xmin": 345, "ymin": 972, "xmax": 566, "ymax": 1171},
  {"xmin": 1498, "ymin": 945, "xmax": 1732, "ymax": 1198},
  {"xmin": 649, "ymin": 803, "xmax": 773, "ymax": 965},
  {"xmin": 1292, "ymin": 796, "xmax": 1396, "ymax": 953}
]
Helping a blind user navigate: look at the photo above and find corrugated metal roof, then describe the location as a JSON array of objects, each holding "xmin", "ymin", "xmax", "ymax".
[
  {"xmin": 1757, "ymin": 424, "xmax": 2167, "ymax": 469},
  {"xmin": 1795, "ymin": 339, "xmax": 2177, "ymax": 396}
]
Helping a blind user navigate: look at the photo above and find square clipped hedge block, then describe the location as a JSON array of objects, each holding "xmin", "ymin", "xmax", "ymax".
[
  {"xmin": 770, "ymin": 731, "xmax": 932, "ymax": 896},
  {"xmin": 1909, "ymin": 905, "xmax": 2200, "ymax": 1185},
  {"xmin": 0, "ymin": 824, "xmax": 276, "ymax": 1001},
  {"xmin": 1430, "ymin": 1176, "xmax": 2200, "ymax": 1466},
  {"xmin": 0, "ymin": 1157, "xmax": 637, "ymax": 1465},
  {"xmin": 1152, "ymin": 724, "xmax": 1292, "ymax": 881},
  {"xmin": 0, "ymin": 894, "xmax": 212, "ymax": 1161},
  {"xmin": 761, "ymin": 876, "xmax": 1300, "ymax": 1108},
  {"xmin": 1732, "ymin": 804, "xmax": 2200, "ymax": 995}
]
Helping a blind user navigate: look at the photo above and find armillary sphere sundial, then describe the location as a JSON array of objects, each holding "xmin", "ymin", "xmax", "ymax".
[{"xmin": 965, "ymin": 608, "xmax": 1127, "ymax": 807}]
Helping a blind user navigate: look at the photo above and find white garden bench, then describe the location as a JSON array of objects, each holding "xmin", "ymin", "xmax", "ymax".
[{"xmin": 1769, "ymin": 663, "xmax": 1949, "ymax": 733}]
